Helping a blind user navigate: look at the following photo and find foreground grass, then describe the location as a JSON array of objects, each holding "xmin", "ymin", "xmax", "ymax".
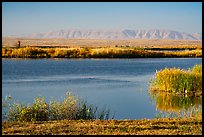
[{"xmin": 2, "ymin": 116, "xmax": 202, "ymax": 135}]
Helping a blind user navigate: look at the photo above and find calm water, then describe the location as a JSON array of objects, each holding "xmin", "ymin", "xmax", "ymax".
[{"xmin": 2, "ymin": 58, "xmax": 202, "ymax": 120}]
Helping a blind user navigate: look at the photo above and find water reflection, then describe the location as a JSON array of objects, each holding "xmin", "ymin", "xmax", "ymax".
[{"xmin": 149, "ymin": 90, "xmax": 202, "ymax": 117}]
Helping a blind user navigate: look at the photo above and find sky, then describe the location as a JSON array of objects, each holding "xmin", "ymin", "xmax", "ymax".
[{"xmin": 2, "ymin": 2, "xmax": 202, "ymax": 36}]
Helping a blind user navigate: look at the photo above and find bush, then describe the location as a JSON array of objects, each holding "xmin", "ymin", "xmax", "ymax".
[
  {"xmin": 150, "ymin": 64, "xmax": 202, "ymax": 94},
  {"xmin": 2, "ymin": 92, "xmax": 113, "ymax": 122}
]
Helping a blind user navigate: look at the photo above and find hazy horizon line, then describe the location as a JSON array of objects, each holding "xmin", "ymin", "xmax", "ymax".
[{"xmin": 3, "ymin": 28, "xmax": 202, "ymax": 37}]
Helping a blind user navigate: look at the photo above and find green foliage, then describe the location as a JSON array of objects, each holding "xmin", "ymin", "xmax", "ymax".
[{"xmin": 2, "ymin": 92, "xmax": 113, "ymax": 122}]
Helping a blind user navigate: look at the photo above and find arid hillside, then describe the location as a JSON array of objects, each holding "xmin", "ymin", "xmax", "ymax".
[{"xmin": 2, "ymin": 37, "xmax": 202, "ymax": 48}]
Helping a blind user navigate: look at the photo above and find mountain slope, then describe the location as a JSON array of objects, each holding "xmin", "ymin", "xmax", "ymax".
[{"xmin": 17, "ymin": 29, "xmax": 202, "ymax": 40}]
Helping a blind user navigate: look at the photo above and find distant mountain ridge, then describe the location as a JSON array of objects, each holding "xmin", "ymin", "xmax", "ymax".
[{"xmin": 16, "ymin": 29, "xmax": 202, "ymax": 40}]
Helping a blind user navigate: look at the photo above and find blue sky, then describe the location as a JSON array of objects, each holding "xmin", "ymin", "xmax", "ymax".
[{"xmin": 2, "ymin": 2, "xmax": 202, "ymax": 36}]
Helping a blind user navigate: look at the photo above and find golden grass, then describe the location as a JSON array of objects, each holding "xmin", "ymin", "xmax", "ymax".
[
  {"xmin": 2, "ymin": 116, "xmax": 202, "ymax": 135},
  {"xmin": 2, "ymin": 38, "xmax": 202, "ymax": 58},
  {"xmin": 150, "ymin": 64, "xmax": 202, "ymax": 95},
  {"xmin": 2, "ymin": 46, "xmax": 202, "ymax": 58}
]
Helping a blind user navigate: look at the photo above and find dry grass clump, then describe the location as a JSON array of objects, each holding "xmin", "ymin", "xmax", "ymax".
[{"xmin": 150, "ymin": 64, "xmax": 202, "ymax": 95}]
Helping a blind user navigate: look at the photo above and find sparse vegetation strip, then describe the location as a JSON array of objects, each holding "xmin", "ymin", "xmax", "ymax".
[{"xmin": 2, "ymin": 46, "xmax": 202, "ymax": 58}]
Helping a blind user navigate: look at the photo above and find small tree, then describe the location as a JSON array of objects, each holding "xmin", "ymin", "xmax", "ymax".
[{"xmin": 17, "ymin": 40, "xmax": 21, "ymax": 48}]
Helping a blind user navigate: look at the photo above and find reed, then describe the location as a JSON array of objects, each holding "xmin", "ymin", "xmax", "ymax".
[
  {"xmin": 2, "ymin": 92, "xmax": 113, "ymax": 122},
  {"xmin": 150, "ymin": 64, "xmax": 202, "ymax": 95},
  {"xmin": 2, "ymin": 46, "xmax": 202, "ymax": 58}
]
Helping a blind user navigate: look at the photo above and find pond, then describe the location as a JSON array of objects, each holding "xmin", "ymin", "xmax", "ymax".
[{"xmin": 2, "ymin": 58, "xmax": 202, "ymax": 120}]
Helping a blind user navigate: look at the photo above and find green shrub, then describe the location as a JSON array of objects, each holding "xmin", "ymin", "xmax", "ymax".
[{"xmin": 2, "ymin": 92, "xmax": 113, "ymax": 122}]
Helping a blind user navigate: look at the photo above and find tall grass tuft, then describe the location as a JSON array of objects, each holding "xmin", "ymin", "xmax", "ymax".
[
  {"xmin": 191, "ymin": 64, "xmax": 202, "ymax": 74},
  {"xmin": 150, "ymin": 64, "xmax": 202, "ymax": 95},
  {"xmin": 2, "ymin": 92, "xmax": 113, "ymax": 122}
]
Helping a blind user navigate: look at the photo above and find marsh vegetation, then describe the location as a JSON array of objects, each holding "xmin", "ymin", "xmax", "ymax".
[
  {"xmin": 2, "ymin": 46, "xmax": 202, "ymax": 58},
  {"xmin": 2, "ymin": 38, "xmax": 202, "ymax": 58},
  {"xmin": 150, "ymin": 64, "xmax": 202, "ymax": 96},
  {"xmin": 2, "ymin": 92, "xmax": 113, "ymax": 122}
]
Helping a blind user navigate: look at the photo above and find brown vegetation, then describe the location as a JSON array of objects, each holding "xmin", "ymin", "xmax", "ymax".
[{"xmin": 2, "ymin": 116, "xmax": 202, "ymax": 135}]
